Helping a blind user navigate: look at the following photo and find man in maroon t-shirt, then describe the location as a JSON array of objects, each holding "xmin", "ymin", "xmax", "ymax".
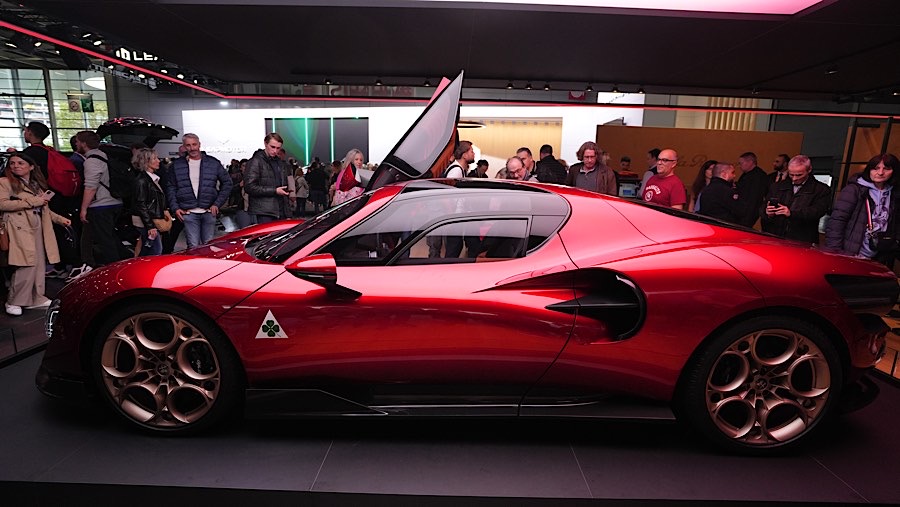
[{"xmin": 642, "ymin": 148, "xmax": 687, "ymax": 209}]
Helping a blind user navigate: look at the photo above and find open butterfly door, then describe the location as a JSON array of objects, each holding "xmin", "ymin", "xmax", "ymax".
[{"xmin": 365, "ymin": 70, "xmax": 463, "ymax": 191}]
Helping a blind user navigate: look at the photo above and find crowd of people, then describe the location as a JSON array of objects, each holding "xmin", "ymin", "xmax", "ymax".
[
  {"xmin": 2, "ymin": 120, "xmax": 898, "ymax": 316},
  {"xmin": 456, "ymin": 139, "xmax": 900, "ymax": 269}
]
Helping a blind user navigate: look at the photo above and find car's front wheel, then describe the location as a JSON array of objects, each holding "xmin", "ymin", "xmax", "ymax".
[
  {"xmin": 679, "ymin": 316, "xmax": 842, "ymax": 454},
  {"xmin": 91, "ymin": 302, "xmax": 242, "ymax": 434}
]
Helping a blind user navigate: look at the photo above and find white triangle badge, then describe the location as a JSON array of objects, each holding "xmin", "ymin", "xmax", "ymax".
[{"xmin": 256, "ymin": 310, "xmax": 288, "ymax": 339}]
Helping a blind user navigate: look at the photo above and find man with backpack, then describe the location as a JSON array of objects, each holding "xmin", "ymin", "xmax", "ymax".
[
  {"xmin": 442, "ymin": 141, "xmax": 474, "ymax": 178},
  {"xmin": 535, "ymin": 144, "xmax": 567, "ymax": 184},
  {"xmin": 76, "ymin": 130, "xmax": 123, "ymax": 266}
]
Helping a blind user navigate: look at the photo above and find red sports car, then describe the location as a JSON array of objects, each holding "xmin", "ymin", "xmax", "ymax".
[{"xmin": 36, "ymin": 73, "xmax": 897, "ymax": 455}]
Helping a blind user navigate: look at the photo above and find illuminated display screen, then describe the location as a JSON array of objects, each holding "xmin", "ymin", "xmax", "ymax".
[{"xmin": 266, "ymin": 117, "xmax": 370, "ymax": 166}]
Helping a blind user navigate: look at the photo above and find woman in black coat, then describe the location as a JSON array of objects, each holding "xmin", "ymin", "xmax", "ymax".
[
  {"xmin": 131, "ymin": 148, "xmax": 168, "ymax": 256},
  {"xmin": 825, "ymin": 153, "xmax": 900, "ymax": 267}
]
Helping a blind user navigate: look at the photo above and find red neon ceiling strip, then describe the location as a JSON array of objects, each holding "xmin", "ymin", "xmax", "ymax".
[
  {"xmin": 2, "ymin": 20, "xmax": 896, "ymax": 120},
  {"xmin": 0, "ymin": 20, "xmax": 226, "ymax": 97}
]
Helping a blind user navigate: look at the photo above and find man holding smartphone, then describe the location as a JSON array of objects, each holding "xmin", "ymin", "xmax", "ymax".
[
  {"xmin": 760, "ymin": 155, "xmax": 830, "ymax": 243},
  {"xmin": 244, "ymin": 132, "xmax": 292, "ymax": 224}
]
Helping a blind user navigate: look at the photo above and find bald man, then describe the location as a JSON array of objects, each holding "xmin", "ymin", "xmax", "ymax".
[{"xmin": 641, "ymin": 148, "xmax": 687, "ymax": 209}]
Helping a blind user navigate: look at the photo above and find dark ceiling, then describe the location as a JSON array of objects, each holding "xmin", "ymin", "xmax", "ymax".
[{"xmin": 4, "ymin": 0, "xmax": 900, "ymax": 104}]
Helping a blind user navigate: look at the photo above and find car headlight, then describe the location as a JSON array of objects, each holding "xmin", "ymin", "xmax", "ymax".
[{"xmin": 45, "ymin": 298, "xmax": 61, "ymax": 339}]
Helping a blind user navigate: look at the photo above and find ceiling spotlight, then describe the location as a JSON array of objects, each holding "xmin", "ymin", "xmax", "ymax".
[
  {"xmin": 543, "ymin": 83, "xmax": 551, "ymax": 91},
  {"xmin": 751, "ymin": 87, "xmax": 760, "ymax": 95},
  {"xmin": 138, "ymin": 73, "xmax": 145, "ymax": 79},
  {"xmin": 375, "ymin": 78, "xmax": 383, "ymax": 86},
  {"xmin": 33, "ymin": 41, "xmax": 42, "ymax": 47},
  {"xmin": 825, "ymin": 66, "xmax": 838, "ymax": 76},
  {"xmin": 193, "ymin": 78, "xmax": 198, "ymax": 84},
  {"xmin": 176, "ymin": 73, "xmax": 185, "ymax": 79},
  {"xmin": 4, "ymin": 41, "xmax": 16, "ymax": 49},
  {"xmin": 894, "ymin": 91, "xmax": 900, "ymax": 96},
  {"xmin": 612, "ymin": 84, "xmax": 619, "ymax": 93},
  {"xmin": 637, "ymin": 86, "xmax": 645, "ymax": 94},
  {"xmin": 506, "ymin": 81, "xmax": 514, "ymax": 89},
  {"xmin": 423, "ymin": 79, "xmax": 431, "ymax": 87},
  {"xmin": 107, "ymin": 63, "xmax": 115, "ymax": 69},
  {"xmin": 81, "ymin": 32, "xmax": 92, "ymax": 39},
  {"xmin": 92, "ymin": 39, "xmax": 103, "ymax": 46},
  {"xmin": 324, "ymin": 77, "xmax": 332, "ymax": 85},
  {"xmin": 525, "ymin": 82, "xmax": 533, "ymax": 90},
  {"xmin": 585, "ymin": 84, "xmax": 593, "ymax": 92}
]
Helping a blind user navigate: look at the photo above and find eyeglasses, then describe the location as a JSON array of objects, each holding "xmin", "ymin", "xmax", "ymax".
[{"xmin": 658, "ymin": 158, "xmax": 677, "ymax": 164}]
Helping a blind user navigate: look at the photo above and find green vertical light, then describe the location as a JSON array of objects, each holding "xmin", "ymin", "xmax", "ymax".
[
  {"xmin": 304, "ymin": 117, "xmax": 310, "ymax": 166},
  {"xmin": 330, "ymin": 117, "xmax": 335, "ymax": 162}
]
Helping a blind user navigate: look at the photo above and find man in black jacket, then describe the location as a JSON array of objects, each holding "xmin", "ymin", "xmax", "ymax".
[
  {"xmin": 760, "ymin": 155, "xmax": 830, "ymax": 244},
  {"xmin": 697, "ymin": 163, "xmax": 742, "ymax": 224},
  {"xmin": 244, "ymin": 132, "xmax": 291, "ymax": 224},
  {"xmin": 534, "ymin": 144, "xmax": 567, "ymax": 184},
  {"xmin": 735, "ymin": 151, "xmax": 770, "ymax": 227}
]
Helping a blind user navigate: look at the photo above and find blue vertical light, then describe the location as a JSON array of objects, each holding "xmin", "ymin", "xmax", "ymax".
[
  {"xmin": 330, "ymin": 117, "xmax": 335, "ymax": 162},
  {"xmin": 303, "ymin": 117, "xmax": 310, "ymax": 166}
]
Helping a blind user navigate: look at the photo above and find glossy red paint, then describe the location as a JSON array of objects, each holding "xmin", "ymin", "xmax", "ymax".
[{"xmin": 37, "ymin": 178, "xmax": 898, "ymax": 453}]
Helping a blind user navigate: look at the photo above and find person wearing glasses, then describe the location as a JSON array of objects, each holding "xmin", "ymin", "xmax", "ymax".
[
  {"xmin": 760, "ymin": 155, "xmax": 830, "ymax": 243},
  {"xmin": 565, "ymin": 141, "xmax": 617, "ymax": 195},
  {"xmin": 641, "ymin": 148, "xmax": 686, "ymax": 209}
]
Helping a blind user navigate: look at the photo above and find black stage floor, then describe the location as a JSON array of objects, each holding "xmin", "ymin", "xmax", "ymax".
[{"xmin": 2, "ymin": 349, "xmax": 900, "ymax": 507}]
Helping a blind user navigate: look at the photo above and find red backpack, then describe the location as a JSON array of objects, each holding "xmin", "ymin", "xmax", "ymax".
[{"xmin": 39, "ymin": 145, "xmax": 82, "ymax": 196}]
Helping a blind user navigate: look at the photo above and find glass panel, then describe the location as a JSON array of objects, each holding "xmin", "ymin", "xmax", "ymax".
[{"xmin": 402, "ymin": 218, "xmax": 529, "ymax": 263}]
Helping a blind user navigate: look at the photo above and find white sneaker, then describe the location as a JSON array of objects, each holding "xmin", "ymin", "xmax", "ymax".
[
  {"xmin": 26, "ymin": 299, "xmax": 51, "ymax": 309},
  {"xmin": 5, "ymin": 303, "xmax": 22, "ymax": 316}
]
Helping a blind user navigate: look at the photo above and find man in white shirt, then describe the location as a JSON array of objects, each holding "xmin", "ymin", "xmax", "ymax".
[
  {"xmin": 442, "ymin": 141, "xmax": 475, "ymax": 178},
  {"xmin": 164, "ymin": 133, "xmax": 232, "ymax": 248}
]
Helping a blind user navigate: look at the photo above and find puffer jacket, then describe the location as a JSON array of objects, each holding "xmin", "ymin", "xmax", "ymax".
[
  {"xmin": 133, "ymin": 171, "xmax": 166, "ymax": 229},
  {"xmin": 165, "ymin": 154, "xmax": 232, "ymax": 212},
  {"xmin": 0, "ymin": 178, "xmax": 66, "ymax": 267},
  {"xmin": 244, "ymin": 149, "xmax": 291, "ymax": 218},
  {"xmin": 825, "ymin": 175, "xmax": 900, "ymax": 261}
]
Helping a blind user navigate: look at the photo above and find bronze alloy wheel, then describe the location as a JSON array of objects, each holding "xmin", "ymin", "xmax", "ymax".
[
  {"xmin": 93, "ymin": 303, "xmax": 241, "ymax": 433},
  {"xmin": 680, "ymin": 316, "xmax": 842, "ymax": 454}
]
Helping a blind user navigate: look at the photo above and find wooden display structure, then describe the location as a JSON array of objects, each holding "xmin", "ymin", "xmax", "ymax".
[{"xmin": 596, "ymin": 125, "xmax": 804, "ymax": 184}]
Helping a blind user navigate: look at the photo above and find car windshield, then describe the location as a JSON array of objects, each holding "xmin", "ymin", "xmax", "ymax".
[{"xmin": 250, "ymin": 193, "xmax": 371, "ymax": 263}]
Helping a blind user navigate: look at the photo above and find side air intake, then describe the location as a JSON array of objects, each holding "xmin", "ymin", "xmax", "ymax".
[{"xmin": 545, "ymin": 270, "xmax": 646, "ymax": 341}]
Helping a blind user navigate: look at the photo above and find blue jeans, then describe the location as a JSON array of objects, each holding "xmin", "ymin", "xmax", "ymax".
[
  {"xmin": 182, "ymin": 212, "xmax": 216, "ymax": 248},
  {"xmin": 138, "ymin": 227, "xmax": 163, "ymax": 256}
]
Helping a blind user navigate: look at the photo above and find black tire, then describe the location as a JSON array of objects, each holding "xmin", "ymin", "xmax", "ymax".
[
  {"xmin": 90, "ymin": 301, "xmax": 243, "ymax": 435},
  {"xmin": 678, "ymin": 316, "xmax": 842, "ymax": 455}
]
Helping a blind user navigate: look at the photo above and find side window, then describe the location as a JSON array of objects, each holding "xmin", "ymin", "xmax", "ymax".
[{"xmin": 397, "ymin": 218, "xmax": 529, "ymax": 265}]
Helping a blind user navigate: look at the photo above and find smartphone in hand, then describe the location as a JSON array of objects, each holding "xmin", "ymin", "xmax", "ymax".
[{"xmin": 43, "ymin": 189, "xmax": 55, "ymax": 199}]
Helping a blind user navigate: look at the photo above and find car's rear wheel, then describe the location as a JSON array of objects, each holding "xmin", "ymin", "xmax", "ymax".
[
  {"xmin": 679, "ymin": 316, "xmax": 842, "ymax": 454},
  {"xmin": 91, "ymin": 302, "xmax": 242, "ymax": 435}
]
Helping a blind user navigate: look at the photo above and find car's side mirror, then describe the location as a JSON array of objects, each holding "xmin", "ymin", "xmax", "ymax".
[{"xmin": 285, "ymin": 253, "xmax": 361, "ymax": 301}]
